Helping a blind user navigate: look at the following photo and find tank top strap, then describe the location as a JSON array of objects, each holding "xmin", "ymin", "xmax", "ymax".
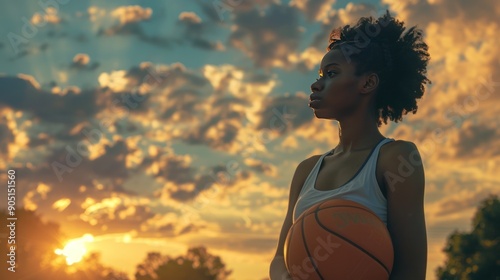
[
  {"xmin": 373, "ymin": 138, "xmax": 395, "ymax": 154},
  {"xmin": 358, "ymin": 137, "xmax": 395, "ymax": 176},
  {"xmin": 300, "ymin": 150, "xmax": 332, "ymax": 194}
]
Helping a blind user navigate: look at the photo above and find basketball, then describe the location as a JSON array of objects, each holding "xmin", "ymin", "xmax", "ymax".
[{"xmin": 284, "ymin": 199, "xmax": 394, "ymax": 280}]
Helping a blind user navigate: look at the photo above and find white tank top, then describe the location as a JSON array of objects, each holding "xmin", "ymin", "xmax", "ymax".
[{"xmin": 292, "ymin": 138, "xmax": 395, "ymax": 225}]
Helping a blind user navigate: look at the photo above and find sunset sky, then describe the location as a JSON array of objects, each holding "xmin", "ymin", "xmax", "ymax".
[{"xmin": 0, "ymin": 0, "xmax": 499, "ymax": 279}]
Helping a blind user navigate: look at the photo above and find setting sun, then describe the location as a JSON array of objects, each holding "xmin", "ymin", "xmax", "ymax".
[{"xmin": 55, "ymin": 234, "xmax": 95, "ymax": 265}]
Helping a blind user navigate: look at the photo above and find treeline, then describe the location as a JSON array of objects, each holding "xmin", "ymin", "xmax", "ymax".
[{"xmin": 0, "ymin": 209, "xmax": 231, "ymax": 280}]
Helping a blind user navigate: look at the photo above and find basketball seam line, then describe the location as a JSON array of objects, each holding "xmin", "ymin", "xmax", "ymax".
[
  {"xmin": 313, "ymin": 208, "xmax": 390, "ymax": 276},
  {"xmin": 302, "ymin": 203, "xmax": 383, "ymax": 224},
  {"xmin": 314, "ymin": 203, "xmax": 392, "ymax": 249},
  {"xmin": 304, "ymin": 202, "xmax": 392, "ymax": 252},
  {"xmin": 301, "ymin": 211, "xmax": 325, "ymax": 280}
]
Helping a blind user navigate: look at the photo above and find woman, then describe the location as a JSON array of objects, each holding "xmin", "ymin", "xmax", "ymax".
[{"xmin": 269, "ymin": 11, "xmax": 430, "ymax": 280}]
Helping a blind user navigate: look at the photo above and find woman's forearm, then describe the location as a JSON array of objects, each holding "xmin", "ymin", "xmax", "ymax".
[{"xmin": 269, "ymin": 256, "xmax": 292, "ymax": 280}]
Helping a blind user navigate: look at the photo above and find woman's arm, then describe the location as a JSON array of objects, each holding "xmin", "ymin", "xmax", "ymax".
[
  {"xmin": 381, "ymin": 140, "xmax": 427, "ymax": 280},
  {"xmin": 270, "ymin": 156, "xmax": 320, "ymax": 280}
]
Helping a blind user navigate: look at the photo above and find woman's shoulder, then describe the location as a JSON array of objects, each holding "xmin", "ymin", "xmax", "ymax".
[
  {"xmin": 381, "ymin": 139, "xmax": 418, "ymax": 154},
  {"xmin": 379, "ymin": 139, "xmax": 421, "ymax": 171},
  {"xmin": 291, "ymin": 153, "xmax": 323, "ymax": 180},
  {"xmin": 298, "ymin": 154, "xmax": 323, "ymax": 171}
]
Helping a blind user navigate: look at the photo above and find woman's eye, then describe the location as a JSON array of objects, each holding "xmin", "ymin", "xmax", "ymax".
[
  {"xmin": 327, "ymin": 71, "xmax": 336, "ymax": 77},
  {"xmin": 316, "ymin": 71, "xmax": 336, "ymax": 81}
]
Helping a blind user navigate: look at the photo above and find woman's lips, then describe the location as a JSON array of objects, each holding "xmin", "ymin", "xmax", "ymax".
[
  {"xmin": 308, "ymin": 99, "xmax": 322, "ymax": 108},
  {"xmin": 309, "ymin": 94, "xmax": 322, "ymax": 108}
]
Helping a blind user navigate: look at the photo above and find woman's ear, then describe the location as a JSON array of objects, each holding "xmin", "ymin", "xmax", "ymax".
[{"xmin": 360, "ymin": 73, "xmax": 379, "ymax": 95}]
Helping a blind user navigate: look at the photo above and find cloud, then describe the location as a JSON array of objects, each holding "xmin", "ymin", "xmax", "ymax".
[
  {"xmin": 183, "ymin": 109, "xmax": 243, "ymax": 149},
  {"xmin": 5, "ymin": 138, "xmax": 158, "ymax": 235},
  {"xmin": 256, "ymin": 95, "xmax": 313, "ymax": 137},
  {"xmin": 190, "ymin": 235, "xmax": 278, "ymax": 254},
  {"xmin": 192, "ymin": 39, "xmax": 225, "ymax": 51},
  {"xmin": 88, "ymin": 6, "xmax": 107, "ymax": 22},
  {"xmin": 177, "ymin": 11, "xmax": 225, "ymax": 51},
  {"xmin": 138, "ymin": 211, "xmax": 213, "ymax": 237},
  {"xmin": 70, "ymin": 53, "xmax": 100, "ymax": 71},
  {"xmin": 152, "ymin": 154, "xmax": 195, "ymax": 185},
  {"xmin": 72, "ymin": 53, "xmax": 89, "ymax": 66},
  {"xmin": 0, "ymin": 107, "xmax": 42, "ymax": 165},
  {"xmin": 437, "ymin": 193, "xmax": 485, "ymax": 217},
  {"xmin": 425, "ymin": 187, "xmax": 495, "ymax": 223},
  {"xmin": 31, "ymin": 7, "xmax": 62, "ymax": 25},
  {"xmin": 5, "ymin": 7, "xmax": 66, "ymax": 60},
  {"xmin": 79, "ymin": 194, "xmax": 154, "ymax": 231},
  {"xmin": 147, "ymin": 152, "xmax": 251, "ymax": 203},
  {"xmin": 97, "ymin": 23, "xmax": 176, "ymax": 49},
  {"xmin": 228, "ymin": 0, "xmax": 280, "ymax": 12},
  {"xmin": 157, "ymin": 63, "xmax": 274, "ymax": 152},
  {"xmin": 16, "ymin": 73, "xmax": 41, "ymax": 89},
  {"xmin": 111, "ymin": 5, "xmax": 153, "ymax": 25},
  {"xmin": 98, "ymin": 62, "xmax": 176, "ymax": 95},
  {"xmin": 244, "ymin": 158, "xmax": 277, "ymax": 177},
  {"xmin": 0, "ymin": 75, "xmax": 99, "ymax": 125},
  {"xmin": 34, "ymin": 139, "xmax": 136, "ymax": 190},
  {"xmin": 288, "ymin": 46, "xmax": 324, "ymax": 72},
  {"xmin": 95, "ymin": 6, "xmax": 175, "ymax": 49},
  {"xmin": 98, "ymin": 70, "xmax": 132, "ymax": 92},
  {"xmin": 6, "ymin": 42, "xmax": 50, "ymax": 60},
  {"xmin": 52, "ymin": 198, "xmax": 71, "ymax": 212},
  {"xmin": 289, "ymin": 0, "xmax": 336, "ymax": 22},
  {"xmin": 89, "ymin": 140, "xmax": 131, "ymax": 178},
  {"xmin": 382, "ymin": 0, "xmax": 500, "ymax": 27},
  {"xmin": 95, "ymin": 62, "xmax": 281, "ymax": 156},
  {"xmin": 309, "ymin": 3, "xmax": 380, "ymax": 49},
  {"xmin": 0, "ymin": 122, "xmax": 15, "ymax": 157},
  {"xmin": 228, "ymin": 3, "xmax": 304, "ymax": 68},
  {"xmin": 449, "ymin": 121, "xmax": 499, "ymax": 158},
  {"xmin": 335, "ymin": 3, "xmax": 380, "ymax": 25},
  {"xmin": 202, "ymin": 64, "xmax": 276, "ymax": 98},
  {"xmin": 178, "ymin": 11, "xmax": 202, "ymax": 25},
  {"xmin": 196, "ymin": 0, "xmax": 279, "ymax": 22},
  {"xmin": 22, "ymin": 183, "xmax": 52, "ymax": 211}
]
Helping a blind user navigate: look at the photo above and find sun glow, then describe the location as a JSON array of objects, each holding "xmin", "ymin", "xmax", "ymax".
[{"xmin": 55, "ymin": 234, "xmax": 94, "ymax": 265}]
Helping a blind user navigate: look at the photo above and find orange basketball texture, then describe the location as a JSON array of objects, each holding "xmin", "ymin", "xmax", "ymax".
[{"xmin": 284, "ymin": 199, "xmax": 394, "ymax": 280}]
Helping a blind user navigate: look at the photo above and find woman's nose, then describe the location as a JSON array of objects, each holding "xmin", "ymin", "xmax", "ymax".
[{"xmin": 311, "ymin": 80, "xmax": 321, "ymax": 93}]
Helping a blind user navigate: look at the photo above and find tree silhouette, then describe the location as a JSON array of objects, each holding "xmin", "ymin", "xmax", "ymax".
[
  {"xmin": 135, "ymin": 246, "xmax": 232, "ymax": 280},
  {"xmin": 69, "ymin": 252, "xmax": 130, "ymax": 280},
  {"xmin": 436, "ymin": 194, "xmax": 500, "ymax": 280},
  {"xmin": 0, "ymin": 209, "xmax": 129, "ymax": 280},
  {"xmin": 0, "ymin": 209, "xmax": 66, "ymax": 279}
]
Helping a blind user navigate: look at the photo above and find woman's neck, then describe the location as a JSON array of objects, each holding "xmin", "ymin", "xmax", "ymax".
[{"xmin": 334, "ymin": 118, "xmax": 385, "ymax": 154}]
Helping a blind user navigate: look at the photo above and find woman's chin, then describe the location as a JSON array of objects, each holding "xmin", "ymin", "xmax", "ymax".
[{"xmin": 311, "ymin": 109, "xmax": 336, "ymax": 119}]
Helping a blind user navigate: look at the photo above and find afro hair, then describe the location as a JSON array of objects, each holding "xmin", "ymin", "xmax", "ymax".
[{"xmin": 327, "ymin": 10, "xmax": 431, "ymax": 127}]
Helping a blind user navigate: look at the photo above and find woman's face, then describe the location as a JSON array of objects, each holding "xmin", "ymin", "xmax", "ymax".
[{"xmin": 309, "ymin": 48, "xmax": 365, "ymax": 120}]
